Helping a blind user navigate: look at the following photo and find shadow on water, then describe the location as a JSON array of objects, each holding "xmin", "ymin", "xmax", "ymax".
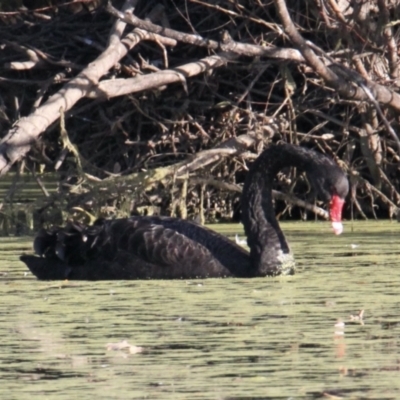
[{"xmin": 1, "ymin": 221, "xmax": 400, "ymax": 399}]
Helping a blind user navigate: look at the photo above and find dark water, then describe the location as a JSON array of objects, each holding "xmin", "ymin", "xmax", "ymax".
[{"xmin": 1, "ymin": 221, "xmax": 400, "ymax": 399}]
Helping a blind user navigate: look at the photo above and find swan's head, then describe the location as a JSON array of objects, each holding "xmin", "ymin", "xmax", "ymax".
[{"xmin": 306, "ymin": 161, "xmax": 349, "ymax": 235}]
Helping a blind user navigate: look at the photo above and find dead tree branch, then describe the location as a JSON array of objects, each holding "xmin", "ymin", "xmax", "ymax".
[{"xmin": 0, "ymin": 1, "xmax": 170, "ymax": 176}]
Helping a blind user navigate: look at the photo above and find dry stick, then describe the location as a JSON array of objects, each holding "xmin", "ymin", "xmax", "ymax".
[
  {"xmin": 0, "ymin": 0, "xmax": 98, "ymax": 15},
  {"xmin": 2, "ymin": 2, "xmax": 399, "ymax": 179},
  {"xmin": 175, "ymin": 137, "xmax": 258, "ymax": 175},
  {"xmin": 274, "ymin": 0, "xmax": 352, "ymax": 88},
  {"xmin": 108, "ymin": 1, "xmax": 400, "ymax": 111},
  {"xmin": 306, "ymin": 109, "xmax": 364, "ymax": 136},
  {"xmin": 105, "ymin": 2, "xmax": 304, "ymax": 61},
  {"xmin": 181, "ymin": 177, "xmax": 329, "ymax": 219},
  {"xmin": 88, "ymin": 54, "xmax": 233, "ymax": 99},
  {"xmin": 3, "ymin": 40, "xmax": 45, "ymax": 71},
  {"xmin": 273, "ymin": 0, "xmax": 400, "ymax": 111},
  {"xmin": 31, "ymin": 169, "xmax": 50, "ymax": 198},
  {"xmin": 218, "ymin": 75, "xmax": 365, "ymax": 137},
  {"xmin": 378, "ymin": 0, "xmax": 399, "ymax": 79},
  {"xmin": 0, "ymin": 0, "xmax": 170, "ymax": 177},
  {"xmin": 351, "ymin": 185, "xmax": 368, "ymax": 220},
  {"xmin": 273, "ymin": 190, "xmax": 329, "ymax": 219},
  {"xmin": 236, "ymin": 65, "xmax": 268, "ymax": 105},
  {"xmin": 355, "ymin": 173, "xmax": 399, "ymax": 217},
  {"xmin": 306, "ymin": 41, "xmax": 400, "ymax": 154},
  {"xmin": 357, "ymin": 81, "xmax": 400, "ymax": 154},
  {"xmin": 189, "ymin": 0, "xmax": 281, "ymax": 32},
  {"xmin": 93, "ymin": 134, "xmax": 260, "ymax": 188},
  {"xmin": 33, "ymin": 72, "xmax": 67, "ymax": 109},
  {"xmin": 378, "ymin": 167, "xmax": 400, "ymax": 204},
  {"xmin": 326, "ymin": 0, "xmax": 371, "ymax": 46}
]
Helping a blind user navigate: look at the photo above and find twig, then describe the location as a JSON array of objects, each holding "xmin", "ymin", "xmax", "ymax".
[{"xmin": 182, "ymin": 177, "xmax": 330, "ymax": 219}]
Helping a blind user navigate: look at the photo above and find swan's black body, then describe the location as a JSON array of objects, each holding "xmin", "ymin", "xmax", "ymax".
[{"xmin": 21, "ymin": 144, "xmax": 349, "ymax": 280}]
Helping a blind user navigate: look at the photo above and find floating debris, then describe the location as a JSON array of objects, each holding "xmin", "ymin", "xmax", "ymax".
[
  {"xmin": 106, "ymin": 340, "xmax": 144, "ymax": 354},
  {"xmin": 334, "ymin": 319, "xmax": 345, "ymax": 336},
  {"xmin": 235, "ymin": 234, "xmax": 247, "ymax": 246},
  {"xmin": 349, "ymin": 310, "xmax": 364, "ymax": 325}
]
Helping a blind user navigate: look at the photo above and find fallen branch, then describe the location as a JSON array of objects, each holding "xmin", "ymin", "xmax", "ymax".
[
  {"xmin": 106, "ymin": 2, "xmax": 305, "ymax": 61},
  {"xmin": 87, "ymin": 53, "xmax": 233, "ymax": 99},
  {"xmin": 273, "ymin": 0, "xmax": 400, "ymax": 111},
  {"xmin": 0, "ymin": 1, "xmax": 174, "ymax": 177},
  {"xmin": 107, "ymin": 1, "xmax": 400, "ymax": 112}
]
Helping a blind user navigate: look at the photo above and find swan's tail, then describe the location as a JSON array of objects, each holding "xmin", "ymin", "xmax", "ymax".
[{"xmin": 20, "ymin": 255, "xmax": 71, "ymax": 280}]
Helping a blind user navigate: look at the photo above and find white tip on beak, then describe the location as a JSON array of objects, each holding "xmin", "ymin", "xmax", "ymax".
[{"xmin": 331, "ymin": 221, "xmax": 343, "ymax": 235}]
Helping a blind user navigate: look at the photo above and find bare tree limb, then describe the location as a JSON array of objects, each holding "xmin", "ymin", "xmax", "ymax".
[
  {"xmin": 105, "ymin": 2, "xmax": 305, "ymax": 61},
  {"xmin": 0, "ymin": 1, "xmax": 170, "ymax": 177},
  {"xmin": 377, "ymin": 0, "xmax": 399, "ymax": 79},
  {"xmin": 273, "ymin": 0, "xmax": 400, "ymax": 112},
  {"xmin": 87, "ymin": 54, "xmax": 232, "ymax": 99},
  {"xmin": 107, "ymin": 1, "xmax": 400, "ymax": 113}
]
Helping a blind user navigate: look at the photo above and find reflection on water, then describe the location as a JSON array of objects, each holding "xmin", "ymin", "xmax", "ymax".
[{"xmin": 1, "ymin": 221, "xmax": 400, "ymax": 399}]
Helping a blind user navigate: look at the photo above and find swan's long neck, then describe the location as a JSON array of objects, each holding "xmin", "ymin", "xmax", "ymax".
[{"xmin": 241, "ymin": 145, "xmax": 309, "ymax": 276}]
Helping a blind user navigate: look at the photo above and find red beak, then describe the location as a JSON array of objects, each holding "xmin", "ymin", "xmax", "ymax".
[{"xmin": 330, "ymin": 194, "xmax": 345, "ymax": 235}]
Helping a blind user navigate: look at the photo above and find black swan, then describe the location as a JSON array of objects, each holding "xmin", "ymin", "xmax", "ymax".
[{"xmin": 20, "ymin": 144, "xmax": 348, "ymax": 280}]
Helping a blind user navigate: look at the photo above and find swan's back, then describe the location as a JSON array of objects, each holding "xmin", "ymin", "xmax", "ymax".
[{"xmin": 21, "ymin": 216, "xmax": 251, "ymax": 280}]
